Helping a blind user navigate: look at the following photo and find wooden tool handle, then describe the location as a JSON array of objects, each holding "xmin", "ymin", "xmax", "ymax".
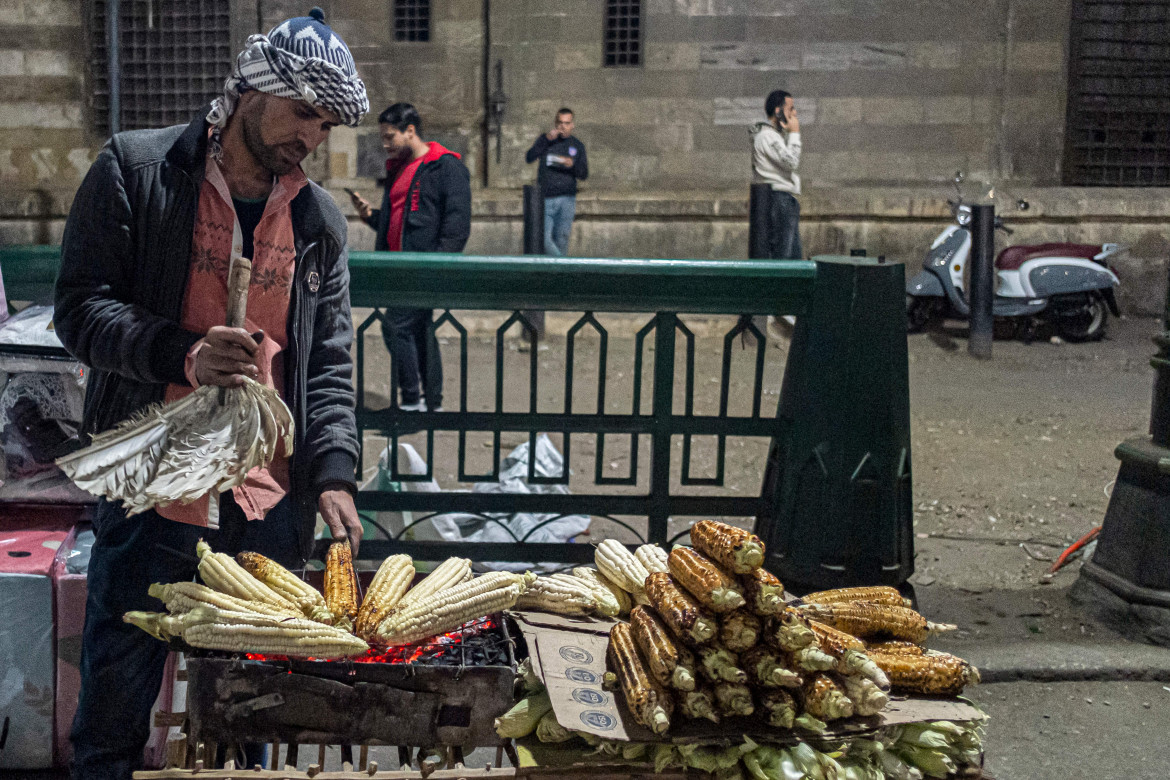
[{"xmin": 225, "ymin": 256, "xmax": 252, "ymax": 329}]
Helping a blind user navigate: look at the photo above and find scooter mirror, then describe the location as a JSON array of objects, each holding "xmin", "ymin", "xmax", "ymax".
[
  {"xmin": 954, "ymin": 171, "xmax": 964, "ymax": 184},
  {"xmin": 1017, "ymin": 199, "xmax": 1030, "ymax": 211}
]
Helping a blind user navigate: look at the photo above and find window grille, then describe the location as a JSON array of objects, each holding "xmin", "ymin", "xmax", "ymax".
[
  {"xmin": 604, "ymin": 0, "xmax": 642, "ymax": 67},
  {"xmin": 1063, "ymin": 0, "xmax": 1170, "ymax": 186},
  {"xmin": 89, "ymin": 0, "xmax": 233, "ymax": 136},
  {"xmin": 394, "ymin": 0, "xmax": 430, "ymax": 42}
]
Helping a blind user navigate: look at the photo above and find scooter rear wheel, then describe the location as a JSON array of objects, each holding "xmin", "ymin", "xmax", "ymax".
[
  {"xmin": 906, "ymin": 296, "xmax": 940, "ymax": 333},
  {"xmin": 1052, "ymin": 292, "xmax": 1109, "ymax": 343}
]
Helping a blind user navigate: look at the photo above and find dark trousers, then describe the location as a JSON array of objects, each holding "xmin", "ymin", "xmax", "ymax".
[
  {"xmin": 383, "ymin": 308, "xmax": 443, "ymax": 407},
  {"xmin": 767, "ymin": 190, "xmax": 803, "ymax": 260},
  {"xmin": 71, "ymin": 494, "xmax": 299, "ymax": 780}
]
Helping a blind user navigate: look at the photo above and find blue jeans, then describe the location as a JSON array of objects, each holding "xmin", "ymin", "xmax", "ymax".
[
  {"xmin": 382, "ymin": 308, "xmax": 443, "ymax": 407},
  {"xmin": 543, "ymin": 195, "xmax": 576, "ymax": 256},
  {"xmin": 767, "ymin": 190, "xmax": 803, "ymax": 260},
  {"xmin": 71, "ymin": 495, "xmax": 298, "ymax": 780}
]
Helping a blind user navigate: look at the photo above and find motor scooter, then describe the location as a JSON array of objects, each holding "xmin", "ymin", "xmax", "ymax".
[{"xmin": 906, "ymin": 173, "xmax": 1122, "ymax": 342}]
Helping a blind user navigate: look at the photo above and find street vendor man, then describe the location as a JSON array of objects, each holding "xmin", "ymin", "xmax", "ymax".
[{"xmin": 53, "ymin": 9, "xmax": 367, "ymax": 778}]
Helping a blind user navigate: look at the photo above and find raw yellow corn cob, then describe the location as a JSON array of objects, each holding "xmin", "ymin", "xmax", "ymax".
[
  {"xmin": 697, "ymin": 646, "xmax": 747, "ymax": 684},
  {"xmin": 324, "ymin": 541, "xmax": 361, "ymax": 632},
  {"xmin": 867, "ymin": 650, "xmax": 981, "ymax": 696},
  {"xmin": 494, "ymin": 691, "xmax": 552, "ymax": 738},
  {"xmin": 738, "ymin": 646, "xmax": 802, "ymax": 688},
  {"xmin": 719, "ymin": 609, "xmax": 761, "ymax": 653},
  {"xmin": 570, "ymin": 566, "xmax": 627, "ymax": 617},
  {"xmin": 644, "ymin": 571, "xmax": 718, "ymax": 646},
  {"xmin": 148, "ymin": 581, "xmax": 301, "ymax": 620},
  {"xmin": 595, "ymin": 539, "xmax": 651, "ymax": 596},
  {"xmin": 740, "ymin": 567, "xmax": 785, "ymax": 615},
  {"xmin": 756, "ymin": 688, "xmax": 797, "ymax": 728},
  {"xmin": 630, "ymin": 605, "xmax": 697, "ymax": 691},
  {"xmin": 397, "ymin": 556, "xmax": 472, "ymax": 610},
  {"xmin": 800, "ymin": 673, "xmax": 854, "ymax": 721},
  {"xmin": 808, "ymin": 620, "xmax": 890, "ymax": 689},
  {"xmin": 236, "ymin": 551, "xmax": 332, "ymax": 623},
  {"xmin": 689, "ymin": 520, "xmax": 764, "ymax": 574},
  {"xmin": 516, "ymin": 574, "xmax": 603, "ymax": 616},
  {"xmin": 635, "ymin": 544, "xmax": 670, "ymax": 574},
  {"xmin": 353, "ymin": 554, "xmax": 415, "ymax": 639},
  {"xmin": 789, "ymin": 645, "xmax": 837, "ymax": 671},
  {"xmin": 798, "ymin": 601, "xmax": 957, "ymax": 643},
  {"xmin": 837, "ymin": 674, "xmax": 889, "ymax": 716},
  {"xmin": 195, "ymin": 540, "xmax": 298, "ymax": 612},
  {"xmin": 713, "ymin": 682, "xmax": 754, "ymax": 717},
  {"xmin": 535, "ymin": 710, "xmax": 572, "ymax": 743},
  {"xmin": 801, "ymin": 585, "xmax": 911, "ymax": 608},
  {"xmin": 668, "ymin": 547, "xmax": 747, "ymax": 613},
  {"xmin": 764, "ymin": 608, "xmax": 816, "ymax": 651},
  {"xmin": 373, "ymin": 571, "xmax": 534, "ymax": 646},
  {"xmin": 607, "ymin": 622, "xmax": 674, "ymax": 735},
  {"xmin": 865, "ymin": 639, "xmax": 925, "ymax": 656},
  {"xmin": 678, "ymin": 687, "xmax": 720, "ymax": 723}
]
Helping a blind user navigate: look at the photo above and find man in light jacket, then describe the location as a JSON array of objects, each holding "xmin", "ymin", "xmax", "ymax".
[{"xmin": 751, "ymin": 90, "xmax": 803, "ymax": 260}]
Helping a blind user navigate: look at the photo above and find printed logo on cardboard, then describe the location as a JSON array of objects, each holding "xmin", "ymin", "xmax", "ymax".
[
  {"xmin": 580, "ymin": 711, "xmax": 616, "ymax": 731},
  {"xmin": 559, "ymin": 646, "xmax": 594, "ymax": 664},
  {"xmin": 571, "ymin": 688, "xmax": 608, "ymax": 706},
  {"xmin": 564, "ymin": 667, "xmax": 599, "ymax": 684}
]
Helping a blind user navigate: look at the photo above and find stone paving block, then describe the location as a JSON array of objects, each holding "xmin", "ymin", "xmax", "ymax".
[
  {"xmin": 910, "ymin": 42, "xmax": 961, "ymax": 70},
  {"xmin": 554, "ymin": 43, "xmax": 599, "ymax": 71},
  {"xmin": 0, "ymin": 50, "xmax": 24, "ymax": 76},
  {"xmin": 923, "ymin": 95, "xmax": 973, "ymax": 125},
  {"xmin": 24, "ymin": 0, "xmax": 80, "ymax": 26},
  {"xmin": 1009, "ymin": 41, "xmax": 1066, "ymax": 73},
  {"xmin": 699, "ymin": 43, "xmax": 801, "ymax": 70},
  {"xmin": 435, "ymin": 19, "xmax": 482, "ymax": 49},
  {"xmin": 817, "ymin": 97, "xmax": 864, "ymax": 125},
  {"xmin": 863, "ymin": 97, "xmax": 925, "ymax": 125},
  {"xmin": 646, "ymin": 42, "xmax": 701, "ymax": 71},
  {"xmin": 24, "ymin": 49, "xmax": 73, "ymax": 77},
  {"xmin": 0, "ymin": 101, "xmax": 81, "ymax": 130},
  {"xmin": 802, "ymin": 42, "xmax": 910, "ymax": 71}
]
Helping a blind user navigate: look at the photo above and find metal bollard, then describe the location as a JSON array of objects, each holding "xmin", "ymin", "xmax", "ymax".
[
  {"xmin": 968, "ymin": 204, "xmax": 995, "ymax": 359},
  {"xmin": 748, "ymin": 182, "xmax": 771, "ymax": 259},
  {"xmin": 521, "ymin": 184, "xmax": 545, "ymax": 339}
]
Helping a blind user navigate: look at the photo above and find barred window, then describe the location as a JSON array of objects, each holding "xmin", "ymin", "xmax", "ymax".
[
  {"xmin": 394, "ymin": 0, "xmax": 431, "ymax": 42},
  {"xmin": 89, "ymin": 0, "xmax": 233, "ymax": 136},
  {"xmin": 1063, "ymin": 0, "xmax": 1170, "ymax": 186},
  {"xmin": 604, "ymin": 0, "xmax": 642, "ymax": 67}
]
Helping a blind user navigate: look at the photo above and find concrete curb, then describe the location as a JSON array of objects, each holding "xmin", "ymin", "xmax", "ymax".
[{"xmin": 955, "ymin": 640, "xmax": 1170, "ymax": 683}]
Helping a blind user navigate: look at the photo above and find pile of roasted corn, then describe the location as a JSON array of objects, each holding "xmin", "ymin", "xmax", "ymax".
[
  {"xmin": 124, "ymin": 541, "xmax": 536, "ymax": 657},
  {"xmin": 582, "ymin": 521, "xmax": 980, "ymax": 737}
]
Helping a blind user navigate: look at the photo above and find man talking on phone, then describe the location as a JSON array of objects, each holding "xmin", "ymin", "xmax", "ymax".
[
  {"xmin": 525, "ymin": 108, "xmax": 588, "ymax": 256},
  {"xmin": 751, "ymin": 90, "xmax": 802, "ymax": 260}
]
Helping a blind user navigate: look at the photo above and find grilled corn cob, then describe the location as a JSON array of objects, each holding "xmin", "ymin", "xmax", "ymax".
[
  {"xmin": 494, "ymin": 691, "xmax": 553, "ymax": 738},
  {"xmin": 801, "ymin": 585, "xmax": 911, "ymax": 608},
  {"xmin": 740, "ymin": 567, "xmax": 785, "ymax": 615},
  {"xmin": 798, "ymin": 601, "xmax": 957, "ymax": 643},
  {"xmin": 800, "ymin": 673, "xmax": 854, "ymax": 721},
  {"xmin": 719, "ymin": 609, "xmax": 761, "ymax": 653},
  {"xmin": 635, "ymin": 544, "xmax": 670, "ymax": 574},
  {"xmin": 236, "ymin": 551, "xmax": 333, "ymax": 623},
  {"xmin": 570, "ymin": 566, "xmax": 627, "ymax": 617},
  {"xmin": 373, "ymin": 571, "xmax": 534, "ymax": 646},
  {"xmin": 668, "ymin": 547, "xmax": 747, "ymax": 613},
  {"xmin": 713, "ymin": 682, "xmax": 754, "ymax": 716},
  {"xmin": 698, "ymin": 646, "xmax": 747, "ymax": 684},
  {"xmin": 837, "ymin": 674, "xmax": 889, "ymax": 717},
  {"xmin": 866, "ymin": 639, "xmax": 925, "ymax": 656},
  {"xmin": 595, "ymin": 539, "xmax": 651, "ymax": 596},
  {"xmin": 868, "ymin": 649, "xmax": 981, "ymax": 696},
  {"xmin": 148, "ymin": 581, "xmax": 301, "ymax": 619},
  {"xmin": 808, "ymin": 620, "xmax": 890, "ymax": 689},
  {"xmin": 353, "ymin": 554, "xmax": 415, "ymax": 639},
  {"xmin": 324, "ymin": 541, "xmax": 361, "ymax": 632},
  {"xmin": 789, "ymin": 645, "xmax": 837, "ymax": 671},
  {"xmin": 516, "ymin": 574, "xmax": 604, "ymax": 616},
  {"xmin": 689, "ymin": 520, "xmax": 764, "ymax": 574},
  {"xmin": 644, "ymin": 572, "xmax": 718, "ymax": 646},
  {"xmin": 182, "ymin": 611, "xmax": 370, "ymax": 657},
  {"xmin": 756, "ymin": 688, "xmax": 797, "ymax": 729},
  {"xmin": 607, "ymin": 622, "xmax": 674, "ymax": 734},
  {"xmin": 764, "ymin": 608, "xmax": 816, "ymax": 651},
  {"xmin": 739, "ymin": 646, "xmax": 802, "ymax": 688},
  {"xmin": 195, "ymin": 540, "xmax": 297, "ymax": 612},
  {"xmin": 678, "ymin": 687, "xmax": 720, "ymax": 723},
  {"xmin": 397, "ymin": 557, "xmax": 472, "ymax": 610},
  {"xmin": 630, "ymin": 605, "xmax": 697, "ymax": 691}
]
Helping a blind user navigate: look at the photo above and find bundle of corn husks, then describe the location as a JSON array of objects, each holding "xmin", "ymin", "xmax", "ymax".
[
  {"xmin": 593, "ymin": 521, "xmax": 980, "ymax": 738},
  {"xmin": 124, "ymin": 542, "xmax": 536, "ymax": 656}
]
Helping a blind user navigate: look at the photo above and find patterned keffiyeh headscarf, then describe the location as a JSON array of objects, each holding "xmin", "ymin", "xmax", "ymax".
[{"xmin": 207, "ymin": 7, "xmax": 368, "ymax": 155}]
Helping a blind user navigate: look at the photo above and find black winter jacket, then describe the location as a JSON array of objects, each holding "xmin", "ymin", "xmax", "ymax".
[
  {"xmin": 364, "ymin": 143, "xmax": 471, "ymax": 253},
  {"xmin": 54, "ymin": 110, "xmax": 359, "ymax": 560},
  {"xmin": 525, "ymin": 134, "xmax": 588, "ymax": 198}
]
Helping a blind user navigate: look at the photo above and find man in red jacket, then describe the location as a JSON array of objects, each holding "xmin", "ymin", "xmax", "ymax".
[{"xmin": 351, "ymin": 103, "xmax": 470, "ymax": 411}]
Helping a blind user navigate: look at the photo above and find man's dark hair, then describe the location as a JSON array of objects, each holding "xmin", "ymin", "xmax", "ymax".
[
  {"xmin": 379, "ymin": 102, "xmax": 422, "ymax": 135},
  {"xmin": 557, "ymin": 107, "xmax": 574, "ymax": 118},
  {"xmin": 765, "ymin": 90, "xmax": 791, "ymax": 119}
]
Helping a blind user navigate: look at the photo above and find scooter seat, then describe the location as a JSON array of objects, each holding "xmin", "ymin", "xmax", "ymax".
[{"xmin": 995, "ymin": 243, "xmax": 1102, "ymax": 271}]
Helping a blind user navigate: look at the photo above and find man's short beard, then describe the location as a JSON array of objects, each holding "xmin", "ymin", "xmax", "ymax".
[{"xmin": 242, "ymin": 99, "xmax": 304, "ymax": 176}]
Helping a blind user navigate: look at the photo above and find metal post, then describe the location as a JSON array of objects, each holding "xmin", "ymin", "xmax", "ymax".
[
  {"xmin": 968, "ymin": 204, "xmax": 995, "ymax": 359},
  {"xmin": 748, "ymin": 183, "xmax": 771, "ymax": 259},
  {"xmin": 521, "ymin": 184, "xmax": 545, "ymax": 339},
  {"xmin": 1149, "ymin": 270, "xmax": 1170, "ymax": 445},
  {"xmin": 106, "ymin": 0, "xmax": 121, "ymax": 136}
]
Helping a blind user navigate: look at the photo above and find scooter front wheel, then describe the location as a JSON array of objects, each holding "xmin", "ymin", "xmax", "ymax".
[
  {"xmin": 906, "ymin": 295, "xmax": 940, "ymax": 333},
  {"xmin": 1052, "ymin": 292, "xmax": 1109, "ymax": 343}
]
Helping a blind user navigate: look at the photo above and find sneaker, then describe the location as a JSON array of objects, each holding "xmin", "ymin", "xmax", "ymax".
[{"xmin": 398, "ymin": 400, "xmax": 424, "ymax": 412}]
